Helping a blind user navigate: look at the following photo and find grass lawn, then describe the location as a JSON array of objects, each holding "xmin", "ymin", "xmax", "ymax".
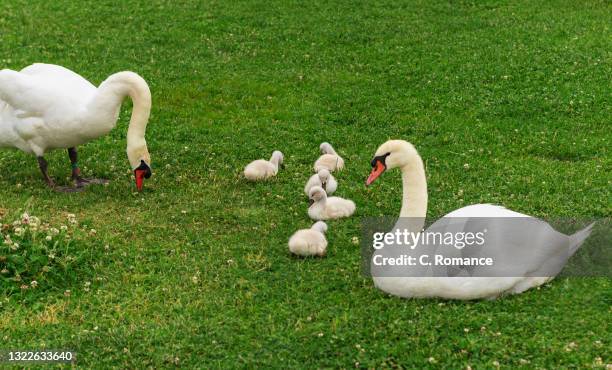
[{"xmin": 0, "ymin": 0, "xmax": 610, "ymax": 367}]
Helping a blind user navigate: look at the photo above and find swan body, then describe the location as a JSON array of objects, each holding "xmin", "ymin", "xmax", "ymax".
[
  {"xmin": 308, "ymin": 186, "xmax": 355, "ymax": 221},
  {"xmin": 0, "ymin": 63, "xmax": 152, "ymax": 190},
  {"xmin": 304, "ymin": 169, "xmax": 337, "ymax": 196},
  {"xmin": 288, "ymin": 221, "xmax": 328, "ymax": 256},
  {"xmin": 366, "ymin": 140, "xmax": 594, "ymax": 300},
  {"xmin": 314, "ymin": 142, "xmax": 344, "ymax": 172},
  {"xmin": 244, "ymin": 150, "xmax": 284, "ymax": 181}
]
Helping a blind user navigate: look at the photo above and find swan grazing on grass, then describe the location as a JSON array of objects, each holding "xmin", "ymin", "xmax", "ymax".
[
  {"xmin": 304, "ymin": 169, "xmax": 337, "ymax": 196},
  {"xmin": 288, "ymin": 221, "xmax": 328, "ymax": 256},
  {"xmin": 314, "ymin": 142, "xmax": 344, "ymax": 172},
  {"xmin": 244, "ymin": 151, "xmax": 284, "ymax": 181},
  {"xmin": 0, "ymin": 63, "xmax": 152, "ymax": 192},
  {"xmin": 365, "ymin": 140, "xmax": 595, "ymax": 300},
  {"xmin": 308, "ymin": 186, "xmax": 355, "ymax": 221}
]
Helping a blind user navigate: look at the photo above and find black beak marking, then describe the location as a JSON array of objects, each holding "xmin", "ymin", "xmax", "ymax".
[
  {"xmin": 136, "ymin": 160, "xmax": 152, "ymax": 179},
  {"xmin": 371, "ymin": 152, "xmax": 391, "ymax": 168}
]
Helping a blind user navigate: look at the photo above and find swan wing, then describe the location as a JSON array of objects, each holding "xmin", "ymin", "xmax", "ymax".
[
  {"xmin": 0, "ymin": 69, "xmax": 50, "ymax": 117},
  {"xmin": 443, "ymin": 204, "xmax": 529, "ymax": 218},
  {"xmin": 20, "ymin": 63, "xmax": 96, "ymax": 94},
  {"xmin": 0, "ymin": 65, "xmax": 96, "ymax": 117},
  {"xmin": 429, "ymin": 206, "xmax": 572, "ymax": 278}
]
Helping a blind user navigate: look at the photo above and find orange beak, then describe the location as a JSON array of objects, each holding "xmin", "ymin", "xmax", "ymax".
[
  {"xmin": 135, "ymin": 169, "xmax": 146, "ymax": 192},
  {"xmin": 366, "ymin": 160, "xmax": 386, "ymax": 186}
]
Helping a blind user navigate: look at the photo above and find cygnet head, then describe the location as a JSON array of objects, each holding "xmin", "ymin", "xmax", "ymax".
[
  {"xmin": 271, "ymin": 150, "xmax": 284, "ymax": 168},
  {"xmin": 317, "ymin": 169, "xmax": 330, "ymax": 186},
  {"xmin": 366, "ymin": 140, "xmax": 420, "ymax": 186},
  {"xmin": 319, "ymin": 142, "xmax": 335, "ymax": 155},
  {"xmin": 311, "ymin": 221, "xmax": 328, "ymax": 233},
  {"xmin": 308, "ymin": 186, "xmax": 327, "ymax": 207}
]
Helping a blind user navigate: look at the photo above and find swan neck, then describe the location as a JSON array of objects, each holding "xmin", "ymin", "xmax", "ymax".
[
  {"xmin": 399, "ymin": 157, "xmax": 428, "ymax": 224},
  {"xmin": 270, "ymin": 153, "xmax": 283, "ymax": 170},
  {"xmin": 90, "ymin": 72, "xmax": 151, "ymax": 168}
]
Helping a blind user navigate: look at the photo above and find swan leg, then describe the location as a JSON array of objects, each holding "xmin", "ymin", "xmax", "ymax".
[
  {"xmin": 37, "ymin": 156, "xmax": 55, "ymax": 188},
  {"xmin": 68, "ymin": 148, "xmax": 109, "ymax": 187},
  {"xmin": 37, "ymin": 156, "xmax": 82, "ymax": 193}
]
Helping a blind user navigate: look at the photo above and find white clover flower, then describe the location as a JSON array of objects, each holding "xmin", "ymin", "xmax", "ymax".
[
  {"xmin": 12, "ymin": 220, "xmax": 20, "ymax": 227},
  {"xmin": 11, "ymin": 243, "xmax": 19, "ymax": 250},
  {"xmin": 21, "ymin": 213, "xmax": 30, "ymax": 224},
  {"xmin": 48, "ymin": 253, "xmax": 55, "ymax": 259},
  {"xmin": 30, "ymin": 280, "xmax": 38, "ymax": 288},
  {"xmin": 14, "ymin": 227, "xmax": 24, "ymax": 237},
  {"xmin": 46, "ymin": 235, "xmax": 53, "ymax": 241},
  {"xmin": 30, "ymin": 216, "xmax": 41, "ymax": 227},
  {"xmin": 60, "ymin": 225, "xmax": 68, "ymax": 231},
  {"xmin": 1, "ymin": 269, "xmax": 8, "ymax": 274},
  {"xmin": 50, "ymin": 228, "xmax": 60, "ymax": 235}
]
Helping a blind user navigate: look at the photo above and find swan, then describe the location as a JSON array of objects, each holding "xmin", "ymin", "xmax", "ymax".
[
  {"xmin": 314, "ymin": 142, "xmax": 344, "ymax": 172},
  {"xmin": 288, "ymin": 221, "xmax": 328, "ymax": 256},
  {"xmin": 365, "ymin": 140, "xmax": 595, "ymax": 300},
  {"xmin": 244, "ymin": 150, "xmax": 284, "ymax": 181},
  {"xmin": 308, "ymin": 186, "xmax": 355, "ymax": 221},
  {"xmin": 304, "ymin": 169, "xmax": 337, "ymax": 196},
  {"xmin": 0, "ymin": 63, "xmax": 152, "ymax": 192}
]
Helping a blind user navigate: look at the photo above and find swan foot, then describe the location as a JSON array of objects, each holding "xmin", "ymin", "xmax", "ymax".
[
  {"xmin": 54, "ymin": 185, "xmax": 85, "ymax": 193},
  {"xmin": 75, "ymin": 178, "xmax": 110, "ymax": 187}
]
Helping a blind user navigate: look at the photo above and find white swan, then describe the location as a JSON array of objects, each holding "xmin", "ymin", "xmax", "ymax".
[
  {"xmin": 304, "ymin": 169, "xmax": 337, "ymax": 196},
  {"xmin": 244, "ymin": 150, "xmax": 284, "ymax": 181},
  {"xmin": 314, "ymin": 142, "xmax": 344, "ymax": 172},
  {"xmin": 0, "ymin": 63, "xmax": 152, "ymax": 191},
  {"xmin": 365, "ymin": 140, "xmax": 595, "ymax": 300},
  {"xmin": 288, "ymin": 221, "xmax": 328, "ymax": 256},
  {"xmin": 308, "ymin": 186, "xmax": 355, "ymax": 221}
]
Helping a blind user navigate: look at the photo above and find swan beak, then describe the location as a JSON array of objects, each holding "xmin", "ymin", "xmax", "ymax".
[
  {"xmin": 308, "ymin": 199, "xmax": 315, "ymax": 207},
  {"xmin": 135, "ymin": 170, "xmax": 146, "ymax": 191},
  {"xmin": 134, "ymin": 160, "xmax": 152, "ymax": 192},
  {"xmin": 366, "ymin": 161, "xmax": 386, "ymax": 186}
]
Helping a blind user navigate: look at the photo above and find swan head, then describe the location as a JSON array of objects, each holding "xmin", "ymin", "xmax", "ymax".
[
  {"xmin": 271, "ymin": 150, "xmax": 284, "ymax": 169},
  {"xmin": 366, "ymin": 140, "xmax": 418, "ymax": 186},
  {"xmin": 317, "ymin": 169, "xmax": 330, "ymax": 187},
  {"xmin": 320, "ymin": 142, "xmax": 334, "ymax": 154},
  {"xmin": 311, "ymin": 221, "xmax": 328, "ymax": 233},
  {"xmin": 308, "ymin": 186, "xmax": 327, "ymax": 207},
  {"xmin": 128, "ymin": 144, "xmax": 152, "ymax": 192}
]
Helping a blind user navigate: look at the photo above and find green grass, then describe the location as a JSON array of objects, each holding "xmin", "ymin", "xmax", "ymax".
[{"xmin": 0, "ymin": 0, "xmax": 610, "ymax": 367}]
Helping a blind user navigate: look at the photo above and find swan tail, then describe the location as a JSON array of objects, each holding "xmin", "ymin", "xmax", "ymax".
[{"xmin": 568, "ymin": 222, "xmax": 595, "ymax": 256}]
